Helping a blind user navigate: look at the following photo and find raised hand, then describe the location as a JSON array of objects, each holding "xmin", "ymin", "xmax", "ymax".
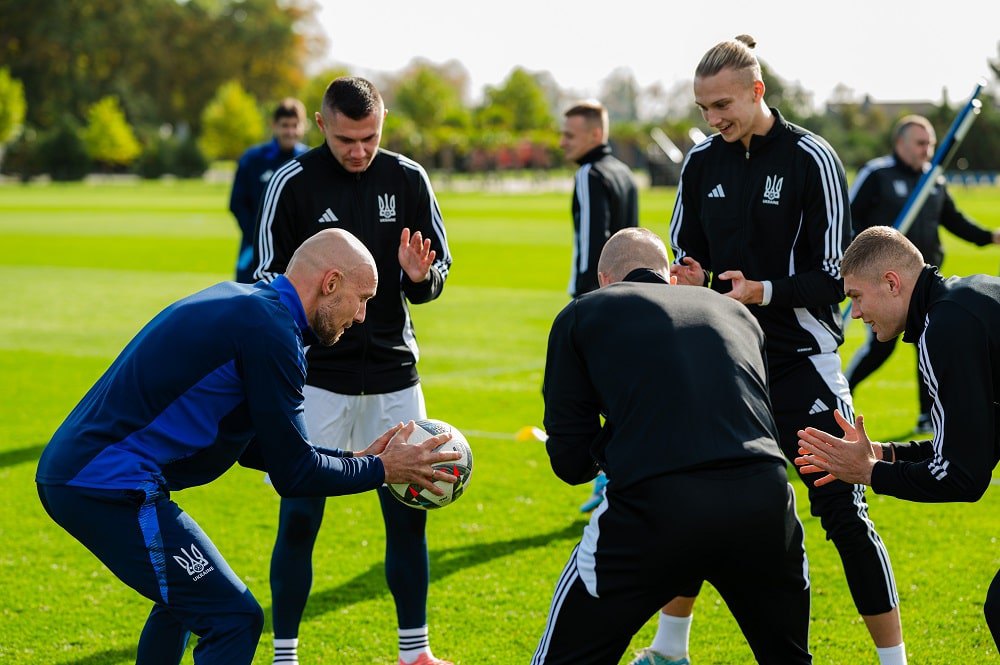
[{"xmin": 398, "ymin": 228, "xmax": 436, "ymax": 283}]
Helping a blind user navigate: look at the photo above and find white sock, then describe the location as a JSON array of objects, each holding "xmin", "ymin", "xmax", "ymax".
[
  {"xmin": 273, "ymin": 637, "xmax": 299, "ymax": 664},
  {"xmin": 399, "ymin": 625, "xmax": 431, "ymax": 663},
  {"xmin": 650, "ymin": 612, "xmax": 692, "ymax": 659},
  {"xmin": 876, "ymin": 643, "xmax": 907, "ymax": 665}
]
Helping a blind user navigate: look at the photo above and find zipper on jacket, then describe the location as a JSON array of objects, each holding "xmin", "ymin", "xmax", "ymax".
[
  {"xmin": 353, "ymin": 172, "xmax": 370, "ymax": 395},
  {"xmin": 740, "ymin": 148, "xmax": 752, "ymax": 272}
]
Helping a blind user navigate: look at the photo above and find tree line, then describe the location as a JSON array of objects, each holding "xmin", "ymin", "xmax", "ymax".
[{"xmin": 2, "ymin": 0, "xmax": 998, "ymax": 181}]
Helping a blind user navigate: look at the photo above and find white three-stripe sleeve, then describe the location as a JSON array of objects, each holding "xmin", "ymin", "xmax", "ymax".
[
  {"xmin": 669, "ymin": 139, "xmax": 713, "ymax": 266},
  {"xmin": 574, "ymin": 164, "xmax": 593, "ymax": 274},
  {"xmin": 798, "ymin": 136, "xmax": 846, "ymax": 280},
  {"xmin": 399, "ymin": 156, "xmax": 451, "ymax": 279},
  {"xmin": 253, "ymin": 160, "xmax": 303, "ymax": 283}
]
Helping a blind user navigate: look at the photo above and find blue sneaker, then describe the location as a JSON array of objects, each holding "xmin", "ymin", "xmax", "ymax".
[
  {"xmin": 628, "ymin": 648, "xmax": 690, "ymax": 665},
  {"xmin": 915, "ymin": 412, "xmax": 933, "ymax": 435},
  {"xmin": 579, "ymin": 472, "xmax": 608, "ymax": 513}
]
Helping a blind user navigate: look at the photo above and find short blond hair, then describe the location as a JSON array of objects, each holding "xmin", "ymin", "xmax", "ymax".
[{"xmin": 842, "ymin": 227, "xmax": 925, "ymax": 282}]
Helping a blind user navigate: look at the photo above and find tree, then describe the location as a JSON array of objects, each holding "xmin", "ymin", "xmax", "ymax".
[
  {"xmin": 199, "ymin": 81, "xmax": 265, "ymax": 161},
  {"xmin": 0, "ymin": 67, "xmax": 26, "ymax": 144},
  {"xmin": 481, "ymin": 68, "xmax": 555, "ymax": 132},
  {"xmin": 0, "ymin": 0, "xmax": 320, "ymax": 131},
  {"xmin": 81, "ymin": 96, "xmax": 141, "ymax": 168},
  {"xmin": 600, "ymin": 68, "xmax": 640, "ymax": 123},
  {"xmin": 0, "ymin": 67, "xmax": 26, "ymax": 172},
  {"xmin": 392, "ymin": 62, "xmax": 469, "ymax": 131}
]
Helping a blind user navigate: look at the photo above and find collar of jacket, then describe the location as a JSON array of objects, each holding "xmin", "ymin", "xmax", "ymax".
[
  {"xmin": 267, "ymin": 274, "xmax": 319, "ymax": 345},
  {"xmin": 722, "ymin": 106, "xmax": 787, "ymax": 156},
  {"xmin": 889, "ymin": 150, "xmax": 924, "ymax": 176},
  {"xmin": 622, "ymin": 267, "xmax": 669, "ymax": 285},
  {"xmin": 902, "ymin": 265, "xmax": 944, "ymax": 344},
  {"xmin": 577, "ymin": 143, "xmax": 612, "ymax": 165},
  {"xmin": 264, "ymin": 138, "xmax": 306, "ymax": 161},
  {"xmin": 321, "ymin": 143, "xmax": 379, "ymax": 178}
]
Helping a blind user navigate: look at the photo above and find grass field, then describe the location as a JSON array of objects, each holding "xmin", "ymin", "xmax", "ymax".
[{"xmin": 1, "ymin": 179, "xmax": 999, "ymax": 664}]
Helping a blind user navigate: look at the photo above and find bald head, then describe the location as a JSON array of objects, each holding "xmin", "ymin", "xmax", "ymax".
[
  {"xmin": 597, "ymin": 228, "xmax": 671, "ymax": 286},
  {"xmin": 285, "ymin": 229, "xmax": 378, "ymax": 345},
  {"xmin": 286, "ymin": 228, "xmax": 374, "ymax": 282}
]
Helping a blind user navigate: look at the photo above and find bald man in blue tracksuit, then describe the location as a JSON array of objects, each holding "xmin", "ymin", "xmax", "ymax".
[{"xmin": 35, "ymin": 229, "xmax": 457, "ymax": 664}]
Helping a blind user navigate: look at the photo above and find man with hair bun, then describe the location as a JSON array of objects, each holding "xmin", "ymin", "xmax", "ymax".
[
  {"xmin": 632, "ymin": 35, "xmax": 906, "ymax": 665},
  {"xmin": 796, "ymin": 225, "xmax": 1000, "ymax": 652}
]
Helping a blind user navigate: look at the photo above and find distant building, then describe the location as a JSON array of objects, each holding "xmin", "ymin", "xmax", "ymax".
[{"xmin": 826, "ymin": 95, "xmax": 937, "ymax": 118}]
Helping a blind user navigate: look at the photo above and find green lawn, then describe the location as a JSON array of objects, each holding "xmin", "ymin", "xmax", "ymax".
[{"xmin": 1, "ymin": 179, "xmax": 998, "ymax": 664}]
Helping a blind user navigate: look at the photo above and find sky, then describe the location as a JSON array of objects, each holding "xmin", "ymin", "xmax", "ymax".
[{"xmin": 314, "ymin": 0, "xmax": 999, "ymax": 109}]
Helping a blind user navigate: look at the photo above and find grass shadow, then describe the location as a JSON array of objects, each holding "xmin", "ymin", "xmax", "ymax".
[
  {"xmin": 266, "ymin": 518, "xmax": 588, "ymax": 629},
  {"xmin": 0, "ymin": 442, "xmax": 46, "ymax": 469},
  {"xmin": 59, "ymin": 646, "xmax": 136, "ymax": 665}
]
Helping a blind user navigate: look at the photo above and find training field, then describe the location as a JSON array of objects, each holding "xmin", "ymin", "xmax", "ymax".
[{"xmin": 1, "ymin": 180, "xmax": 999, "ymax": 664}]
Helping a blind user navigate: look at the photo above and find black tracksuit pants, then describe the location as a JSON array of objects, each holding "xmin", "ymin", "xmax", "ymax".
[{"xmin": 532, "ymin": 462, "xmax": 811, "ymax": 665}]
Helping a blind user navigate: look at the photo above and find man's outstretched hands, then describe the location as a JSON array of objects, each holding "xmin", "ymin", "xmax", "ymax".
[
  {"xmin": 795, "ymin": 409, "xmax": 884, "ymax": 487},
  {"xmin": 365, "ymin": 421, "xmax": 460, "ymax": 495}
]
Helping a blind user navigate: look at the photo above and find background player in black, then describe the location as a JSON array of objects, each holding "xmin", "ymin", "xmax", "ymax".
[
  {"xmin": 253, "ymin": 77, "xmax": 453, "ymax": 665},
  {"xmin": 229, "ymin": 98, "xmax": 308, "ymax": 283},
  {"xmin": 533, "ymin": 228, "xmax": 811, "ymax": 665},
  {"xmin": 639, "ymin": 35, "xmax": 905, "ymax": 665},
  {"xmin": 559, "ymin": 99, "xmax": 639, "ymax": 513},
  {"xmin": 845, "ymin": 114, "xmax": 1000, "ymax": 433},
  {"xmin": 796, "ymin": 225, "xmax": 1000, "ymax": 652}
]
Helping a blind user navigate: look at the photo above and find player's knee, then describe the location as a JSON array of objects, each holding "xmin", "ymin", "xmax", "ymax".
[
  {"xmin": 278, "ymin": 507, "xmax": 322, "ymax": 546},
  {"xmin": 233, "ymin": 589, "xmax": 265, "ymax": 638}
]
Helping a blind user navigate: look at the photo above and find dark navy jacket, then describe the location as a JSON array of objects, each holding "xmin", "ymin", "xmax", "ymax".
[
  {"xmin": 36, "ymin": 276, "xmax": 384, "ymax": 497},
  {"xmin": 229, "ymin": 138, "xmax": 308, "ymax": 282}
]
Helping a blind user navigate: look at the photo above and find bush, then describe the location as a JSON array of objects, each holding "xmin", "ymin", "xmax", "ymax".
[
  {"xmin": 173, "ymin": 135, "xmax": 208, "ymax": 178},
  {"xmin": 2, "ymin": 128, "xmax": 42, "ymax": 180},
  {"xmin": 135, "ymin": 134, "xmax": 208, "ymax": 179},
  {"xmin": 39, "ymin": 118, "xmax": 91, "ymax": 181}
]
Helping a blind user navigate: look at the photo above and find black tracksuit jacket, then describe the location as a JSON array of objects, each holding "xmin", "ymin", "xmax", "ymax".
[
  {"xmin": 252, "ymin": 145, "xmax": 451, "ymax": 395},
  {"xmin": 543, "ymin": 269, "xmax": 786, "ymax": 490},
  {"xmin": 872, "ymin": 266, "xmax": 1000, "ymax": 502},
  {"xmin": 669, "ymin": 108, "xmax": 851, "ymax": 372},
  {"xmin": 569, "ymin": 144, "xmax": 639, "ymax": 297},
  {"xmin": 850, "ymin": 152, "xmax": 993, "ymax": 268}
]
